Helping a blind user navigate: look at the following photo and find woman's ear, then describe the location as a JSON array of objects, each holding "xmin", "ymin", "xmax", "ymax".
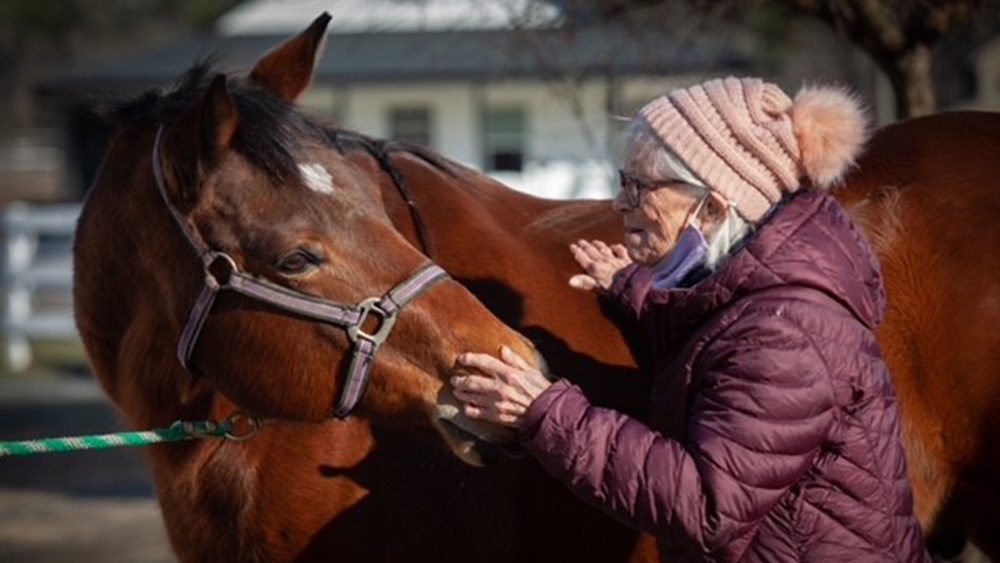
[{"xmin": 701, "ymin": 191, "xmax": 730, "ymax": 230}]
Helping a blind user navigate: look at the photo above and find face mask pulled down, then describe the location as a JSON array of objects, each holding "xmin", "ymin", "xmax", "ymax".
[{"xmin": 650, "ymin": 195, "xmax": 710, "ymax": 290}]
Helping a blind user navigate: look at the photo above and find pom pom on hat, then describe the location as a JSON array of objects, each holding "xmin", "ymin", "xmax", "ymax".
[{"xmin": 792, "ymin": 85, "xmax": 869, "ymax": 189}]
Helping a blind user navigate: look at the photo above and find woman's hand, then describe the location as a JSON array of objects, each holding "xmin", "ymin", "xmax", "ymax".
[
  {"xmin": 451, "ymin": 346, "xmax": 552, "ymax": 428},
  {"xmin": 569, "ymin": 239, "xmax": 632, "ymax": 292}
]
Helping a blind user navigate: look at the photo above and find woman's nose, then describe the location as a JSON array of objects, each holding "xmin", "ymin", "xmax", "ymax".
[{"xmin": 612, "ymin": 190, "xmax": 630, "ymax": 214}]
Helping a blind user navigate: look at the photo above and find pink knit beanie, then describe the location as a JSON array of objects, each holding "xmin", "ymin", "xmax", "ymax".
[{"xmin": 637, "ymin": 77, "xmax": 869, "ymax": 222}]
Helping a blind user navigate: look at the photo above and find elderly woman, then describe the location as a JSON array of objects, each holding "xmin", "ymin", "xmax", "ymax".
[{"xmin": 451, "ymin": 78, "xmax": 929, "ymax": 561}]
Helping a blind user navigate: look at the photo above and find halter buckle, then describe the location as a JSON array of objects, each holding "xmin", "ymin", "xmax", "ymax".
[{"xmin": 347, "ymin": 297, "xmax": 398, "ymax": 349}]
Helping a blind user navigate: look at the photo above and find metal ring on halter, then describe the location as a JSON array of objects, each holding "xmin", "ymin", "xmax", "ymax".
[
  {"xmin": 223, "ymin": 412, "xmax": 261, "ymax": 441},
  {"xmin": 205, "ymin": 252, "xmax": 239, "ymax": 288},
  {"xmin": 347, "ymin": 297, "xmax": 398, "ymax": 348}
]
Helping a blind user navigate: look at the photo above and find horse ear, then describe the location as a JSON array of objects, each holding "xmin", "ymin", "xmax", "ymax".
[
  {"xmin": 249, "ymin": 12, "xmax": 331, "ymax": 102},
  {"xmin": 200, "ymin": 74, "xmax": 240, "ymax": 161},
  {"xmin": 161, "ymin": 74, "xmax": 239, "ymax": 204}
]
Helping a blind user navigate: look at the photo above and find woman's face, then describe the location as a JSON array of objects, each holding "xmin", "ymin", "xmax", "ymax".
[{"xmin": 614, "ymin": 181, "xmax": 700, "ymax": 265}]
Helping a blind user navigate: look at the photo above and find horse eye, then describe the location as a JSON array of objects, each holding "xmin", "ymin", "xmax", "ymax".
[{"xmin": 277, "ymin": 250, "xmax": 319, "ymax": 274}]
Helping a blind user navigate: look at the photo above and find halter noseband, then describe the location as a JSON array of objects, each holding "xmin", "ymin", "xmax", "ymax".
[{"xmin": 151, "ymin": 126, "xmax": 449, "ymax": 418}]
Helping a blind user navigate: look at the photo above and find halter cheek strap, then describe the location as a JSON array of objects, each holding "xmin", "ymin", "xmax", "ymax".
[{"xmin": 152, "ymin": 126, "xmax": 449, "ymax": 418}]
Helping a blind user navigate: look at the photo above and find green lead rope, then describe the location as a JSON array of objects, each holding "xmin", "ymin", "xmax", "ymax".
[{"xmin": 0, "ymin": 414, "xmax": 261, "ymax": 457}]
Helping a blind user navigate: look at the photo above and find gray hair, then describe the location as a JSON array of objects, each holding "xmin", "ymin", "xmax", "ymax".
[{"xmin": 623, "ymin": 119, "xmax": 752, "ymax": 270}]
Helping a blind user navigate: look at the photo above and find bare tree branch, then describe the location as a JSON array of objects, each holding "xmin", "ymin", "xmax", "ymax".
[
  {"xmin": 522, "ymin": 0, "xmax": 983, "ymax": 118},
  {"xmin": 776, "ymin": 0, "xmax": 978, "ymax": 117}
]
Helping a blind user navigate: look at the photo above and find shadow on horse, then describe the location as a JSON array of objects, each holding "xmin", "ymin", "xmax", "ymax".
[{"xmin": 73, "ymin": 13, "xmax": 1000, "ymax": 562}]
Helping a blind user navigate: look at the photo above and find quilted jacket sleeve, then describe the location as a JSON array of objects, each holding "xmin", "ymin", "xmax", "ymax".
[
  {"xmin": 605, "ymin": 264, "xmax": 682, "ymax": 337},
  {"xmin": 605, "ymin": 263, "xmax": 653, "ymax": 321},
  {"xmin": 518, "ymin": 311, "xmax": 836, "ymax": 560}
]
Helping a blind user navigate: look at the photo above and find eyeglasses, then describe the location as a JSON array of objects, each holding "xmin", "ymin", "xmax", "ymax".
[{"xmin": 617, "ymin": 169, "xmax": 681, "ymax": 209}]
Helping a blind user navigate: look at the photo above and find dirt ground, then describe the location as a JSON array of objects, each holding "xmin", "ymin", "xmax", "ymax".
[{"xmin": 0, "ymin": 374, "xmax": 174, "ymax": 562}]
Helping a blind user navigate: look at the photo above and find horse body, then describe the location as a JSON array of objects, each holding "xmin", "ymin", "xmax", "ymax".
[
  {"xmin": 837, "ymin": 111, "xmax": 1000, "ymax": 555},
  {"xmin": 73, "ymin": 14, "xmax": 1000, "ymax": 562}
]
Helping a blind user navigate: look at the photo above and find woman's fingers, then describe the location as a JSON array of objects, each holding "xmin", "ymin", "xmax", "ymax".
[
  {"xmin": 493, "ymin": 401, "xmax": 526, "ymax": 415},
  {"xmin": 592, "ymin": 240, "xmax": 622, "ymax": 262},
  {"xmin": 453, "ymin": 383, "xmax": 526, "ymax": 407},
  {"xmin": 570, "ymin": 243, "xmax": 594, "ymax": 269},
  {"xmin": 452, "ymin": 373, "xmax": 500, "ymax": 394},
  {"xmin": 571, "ymin": 240, "xmax": 604, "ymax": 263},
  {"xmin": 462, "ymin": 404, "xmax": 521, "ymax": 427},
  {"xmin": 454, "ymin": 376, "xmax": 529, "ymax": 428},
  {"xmin": 569, "ymin": 274, "xmax": 598, "ymax": 291},
  {"xmin": 575, "ymin": 239, "xmax": 605, "ymax": 262},
  {"xmin": 453, "ymin": 386, "xmax": 485, "ymax": 406},
  {"xmin": 498, "ymin": 346, "xmax": 552, "ymax": 400},
  {"xmin": 454, "ymin": 380, "xmax": 532, "ymax": 409},
  {"xmin": 612, "ymin": 244, "xmax": 630, "ymax": 260},
  {"xmin": 571, "ymin": 240, "xmax": 625, "ymax": 289},
  {"xmin": 456, "ymin": 353, "xmax": 529, "ymax": 393},
  {"xmin": 458, "ymin": 352, "xmax": 513, "ymax": 379},
  {"xmin": 592, "ymin": 240, "xmax": 615, "ymax": 258},
  {"xmin": 500, "ymin": 346, "xmax": 531, "ymax": 369},
  {"xmin": 453, "ymin": 348, "xmax": 554, "ymax": 429}
]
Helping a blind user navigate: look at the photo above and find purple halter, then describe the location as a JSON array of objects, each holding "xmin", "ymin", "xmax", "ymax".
[{"xmin": 151, "ymin": 126, "xmax": 449, "ymax": 418}]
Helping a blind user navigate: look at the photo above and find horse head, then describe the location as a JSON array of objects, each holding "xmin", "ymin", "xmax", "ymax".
[{"xmin": 78, "ymin": 14, "xmax": 540, "ymax": 466}]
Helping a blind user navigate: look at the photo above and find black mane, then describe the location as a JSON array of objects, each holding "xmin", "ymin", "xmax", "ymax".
[{"xmin": 105, "ymin": 62, "xmax": 455, "ymax": 185}]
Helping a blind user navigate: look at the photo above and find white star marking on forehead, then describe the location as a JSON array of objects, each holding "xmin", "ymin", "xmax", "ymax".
[{"xmin": 298, "ymin": 162, "xmax": 334, "ymax": 195}]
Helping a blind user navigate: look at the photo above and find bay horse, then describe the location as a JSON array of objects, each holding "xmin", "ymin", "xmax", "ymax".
[{"xmin": 73, "ymin": 13, "xmax": 1000, "ymax": 562}]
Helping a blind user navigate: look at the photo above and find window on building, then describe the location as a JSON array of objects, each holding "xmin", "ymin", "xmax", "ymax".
[
  {"xmin": 483, "ymin": 107, "xmax": 527, "ymax": 172},
  {"xmin": 389, "ymin": 107, "xmax": 433, "ymax": 147},
  {"xmin": 299, "ymin": 88, "xmax": 342, "ymax": 122}
]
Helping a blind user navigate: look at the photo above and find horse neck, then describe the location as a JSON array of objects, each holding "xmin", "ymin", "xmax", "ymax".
[
  {"xmin": 379, "ymin": 152, "xmax": 619, "ymax": 265},
  {"xmin": 376, "ymin": 151, "xmax": 649, "ymax": 417}
]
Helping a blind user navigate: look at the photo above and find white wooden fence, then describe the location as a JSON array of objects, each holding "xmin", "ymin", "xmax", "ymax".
[{"xmin": 1, "ymin": 202, "xmax": 81, "ymax": 371}]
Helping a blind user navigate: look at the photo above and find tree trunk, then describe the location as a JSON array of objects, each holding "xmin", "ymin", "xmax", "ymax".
[{"xmin": 885, "ymin": 43, "xmax": 936, "ymax": 120}]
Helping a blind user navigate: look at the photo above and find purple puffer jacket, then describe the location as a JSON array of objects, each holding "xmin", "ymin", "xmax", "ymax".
[{"xmin": 520, "ymin": 190, "xmax": 929, "ymax": 562}]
